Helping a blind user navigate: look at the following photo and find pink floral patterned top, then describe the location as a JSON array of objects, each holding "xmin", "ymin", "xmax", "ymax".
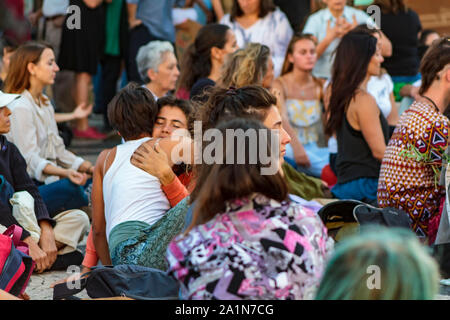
[{"xmin": 166, "ymin": 194, "xmax": 333, "ymax": 300}]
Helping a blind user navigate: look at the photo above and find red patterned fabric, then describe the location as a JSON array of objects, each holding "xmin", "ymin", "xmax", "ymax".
[{"xmin": 378, "ymin": 101, "xmax": 449, "ymax": 238}]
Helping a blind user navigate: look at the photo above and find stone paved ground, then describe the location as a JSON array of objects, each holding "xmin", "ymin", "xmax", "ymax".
[{"xmin": 23, "ymin": 114, "xmax": 450, "ymax": 300}]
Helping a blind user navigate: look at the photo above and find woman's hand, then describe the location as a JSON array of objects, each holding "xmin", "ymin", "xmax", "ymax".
[
  {"xmin": 67, "ymin": 169, "xmax": 88, "ymax": 186},
  {"xmin": 78, "ymin": 161, "xmax": 94, "ymax": 175},
  {"xmin": 131, "ymin": 142, "xmax": 176, "ymax": 185},
  {"xmin": 72, "ymin": 103, "xmax": 93, "ymax": 120}
]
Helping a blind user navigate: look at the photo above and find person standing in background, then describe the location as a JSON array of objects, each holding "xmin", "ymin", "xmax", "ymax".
[
  {"xmin": 219, "ymin": 0, "xmax": 293, "ymax": 78},
  {"xmin": 58, "ymin": 0, "xmax": 107, "ymax": 140},
  {"xmin": 98, "ymin": 0, "xmax": 128, "ymax": 132},
  {"xmin": 302, "ymin": 0, "xmax": 376, "ymax": 79},
  {"xmin": 273, "ymin": 0, "xmax": 311, "ymax": 32},
  {"xmin": 372, "ymin": 0, "xmax": 422, "ymax": 101},
  {"xmin": 29, "ymin": 0, "xmax": 78, "ymax": 116},
  {"xmin": 2, "ymin": 0, "xmax": 31, "ymax": 45}
]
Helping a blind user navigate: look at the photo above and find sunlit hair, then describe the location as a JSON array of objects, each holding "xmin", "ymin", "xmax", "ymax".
[
  {"xmin": 4, "ymin": 41, "xmax": 53, "ymax": 104},
  {"xmin": 315, "ymin": 227, "xmax": 440, "ymax": 300},
  {"xmin": 218, "ymin": 43, "xmax": 271, "ymax": 88}
]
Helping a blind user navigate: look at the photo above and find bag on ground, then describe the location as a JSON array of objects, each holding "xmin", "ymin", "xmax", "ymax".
[
  {"xmin": 318, "ymin": 200, "xmax": 411, "ymax": 242},
  {"xmin": 53, "ymin": 264, "xmax": 179, "ymax": 300},
  {"xmin": 0, "ymin": 225, "xmax": 35, "ymax": 296}
]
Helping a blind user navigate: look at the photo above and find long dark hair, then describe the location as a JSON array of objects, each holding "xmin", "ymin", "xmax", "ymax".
[
  {"xmin": 187, "ymin": 118, "xmax": 288, "ymax": 232},
  {"xmin": 325, "ymin": 32, "xmax": 377, "ymax": 136},
  {"xmin": 176, "ymin": 24, "xmax": 230, "ymax": 93}
]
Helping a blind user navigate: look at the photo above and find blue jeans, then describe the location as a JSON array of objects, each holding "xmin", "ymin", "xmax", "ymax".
[
  {"xmin": 38, "ymin": 178, "xmax": 90, "ymax": 217},
  {"xmin": 331, "ymin": 177, "xmax": 379, "ymax": 202}
]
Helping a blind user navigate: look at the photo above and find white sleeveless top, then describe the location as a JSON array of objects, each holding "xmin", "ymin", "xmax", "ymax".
[{"xmin": 103, "ymin": 137, "xmax": 170, "ymax": 241}]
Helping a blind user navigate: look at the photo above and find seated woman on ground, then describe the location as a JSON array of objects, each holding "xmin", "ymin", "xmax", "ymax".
[
  {"xmin": 54, "ymin": 94, "xmax": 195, "ymax": 284},
  {"xmin": 273, "ymin": 33, "xmax": 329, "ymax": 178},
  {"xmin": 325, "ymin": 31, "xmax": 389, "ymax": 203},
  {"xmin": 4, "ymin": 42, "xmax": 94, "ymax": 218},
  {"xmin": 0, "ymin": 90, "xmax": 89, "ymax": 274},
  {"xmin": 175, "ymin": 23, "xmax": 238, "ymax": 100},
  {"xmin": 136, "ymin": 41, "xmax": 180, "ymax": 101},
  {"xmin": 92, "ymin": 84, "xmax": 193, "ymax": 271},
  {"xmin": 212, "ymin": 47, "xmax": 332, "ymax": 199},
  {"xmin": 215, "ymin": 43, "xmax": 331, "ymax": 194},
  {"xmin": 378, "ymin": 37, "xmax": 450, "ymax": 243},
  {"xmin": 77, "ymin": 95, "xmax": 195, "ymax": 274},
  {"xmin": 168, "ymin": 85, "xmax": 331, "ymax": 228},
  {"xmin": 325, "ymin": 24, "xmax": 395, "ymax": 176},
  {"xmin": 166, "ymin": 117, "xmax": 333, "ymax": 300},
  {"xmin": 315, "ymin": 227, "xmax": 440, "ymax": 300},
  {"xmin": 351, "ymin": 24, "xmax": 399, "ymax": 128}
]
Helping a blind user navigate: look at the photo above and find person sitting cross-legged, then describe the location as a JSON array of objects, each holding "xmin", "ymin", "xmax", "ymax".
[{"xmin": 0, "ymin": 90, "xmax": 89, "ymax": 274}]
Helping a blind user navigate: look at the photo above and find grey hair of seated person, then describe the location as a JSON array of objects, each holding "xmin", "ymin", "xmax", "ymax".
[{"xmin": 136, "ymin": 40, "xmax": 175, "ymax": 83}]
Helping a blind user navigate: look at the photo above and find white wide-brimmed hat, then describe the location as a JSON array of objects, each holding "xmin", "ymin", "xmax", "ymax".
[{"xmin": 0, "ymin": 90, "xmax": 20, "ymax": 109}]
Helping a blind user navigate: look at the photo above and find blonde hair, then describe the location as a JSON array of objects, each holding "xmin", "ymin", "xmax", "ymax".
[{"xmin": 218, "ymin": 43, "xmax": 271, "ymax": 88}]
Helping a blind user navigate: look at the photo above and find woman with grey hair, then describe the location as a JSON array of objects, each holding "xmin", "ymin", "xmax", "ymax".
[{"xmin": 136, "ymin": 41, "xmax": 180, "ymax": 100}]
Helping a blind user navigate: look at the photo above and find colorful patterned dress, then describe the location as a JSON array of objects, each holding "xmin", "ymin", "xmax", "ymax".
[
  {"xmin": 166, "ymin": 194, "xmax": 333, "ymax": 300},
  {"xmin": 377, "ymin": 101, "xmax": 449, "ymax": 238}
]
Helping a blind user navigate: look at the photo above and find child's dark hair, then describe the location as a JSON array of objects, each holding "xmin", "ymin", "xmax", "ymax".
[
  {"xmin": 157, "ymin": 96, "xmax": 193, "ymax": 121},
  {"xmin": 157, "ymin": 95, "xmax": 194, "ymax": 133},
  {"xmin": 107, "ymin": 82, "xmax": 158, "ymax": 140}
]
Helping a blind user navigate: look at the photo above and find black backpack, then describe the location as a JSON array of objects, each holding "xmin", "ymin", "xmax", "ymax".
[
  {"xmin": 53, "ymin": 264, "xmax": 179, "ymax": 300},
  {"xmin": 318, "ymin": 200, "xmax": 411, "ymax": 242}
]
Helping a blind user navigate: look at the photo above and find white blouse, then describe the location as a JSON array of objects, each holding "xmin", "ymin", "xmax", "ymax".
[
  {"xmin": 6, "ymin": 90, "xmax": 85, "ymax": 184},
  {"xmin": 367, "ymin": 73, "xmax": 394, "ymax": 119},
  {"xmin": 220, "ymin": 8, "xmax": 293, "ymax": 78}
]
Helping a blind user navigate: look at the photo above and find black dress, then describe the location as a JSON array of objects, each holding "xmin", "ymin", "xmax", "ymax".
[
  {"xmin": 58, "ymin": 0, "xmax": 105, "ymax": 75},
  {"xmin": 380, "ymin": 9, "xmax": 422, "ymax": 77}
]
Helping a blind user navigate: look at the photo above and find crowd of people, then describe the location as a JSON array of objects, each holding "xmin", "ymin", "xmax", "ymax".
[{"xmin": 0, "ymin": 0, "xmax": 449, "ymax": 300}]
